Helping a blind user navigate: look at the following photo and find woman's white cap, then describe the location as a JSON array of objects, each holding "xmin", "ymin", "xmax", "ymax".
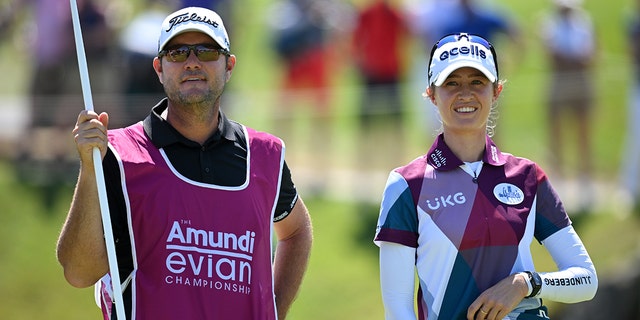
[{"xmin": 428, "ymin": 33, "xmax": 498, "ymax": 86}]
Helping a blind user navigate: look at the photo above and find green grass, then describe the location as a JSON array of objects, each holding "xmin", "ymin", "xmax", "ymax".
[
  {"xmin": 0, "ymin": 163, "xmax": 100, "ymax": 319},
  {"xmin": 287, "ymin": 202, "xmax": 384, "ymax": 319},
  {"xmin": 0, "ymin": 0, "xmax": 637, "ymax": 318}
]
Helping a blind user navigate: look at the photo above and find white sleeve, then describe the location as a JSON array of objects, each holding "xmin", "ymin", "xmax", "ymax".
[
  {"xmin": 538, "ymin": 225, "xmax": 598, "ymax": 303},
  {"xmin": 379, "ymin": 241, "xmax": 417, "ymax": 320}
]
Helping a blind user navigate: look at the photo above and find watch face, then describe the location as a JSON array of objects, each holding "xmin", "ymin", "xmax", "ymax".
[{"xmin": 532, "ymin": 272, "xmax": 542, "ymax": 286}]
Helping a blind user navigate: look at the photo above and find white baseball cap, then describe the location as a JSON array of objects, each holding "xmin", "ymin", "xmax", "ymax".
[
  {"xmin": 428, "ymin": 33, "xmax": 498, "ymax": 87},
  {"xmin": 158, "ymin": 7, "xmax": 230, "ymax": 53}
]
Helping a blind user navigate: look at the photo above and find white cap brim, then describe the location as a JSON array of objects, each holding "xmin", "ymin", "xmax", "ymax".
[{"xmin": 433, "ymin": 60, "xmax": 497, "ymax": 86}]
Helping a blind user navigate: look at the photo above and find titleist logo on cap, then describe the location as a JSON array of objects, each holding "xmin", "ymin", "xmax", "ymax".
[{"xmin": 166, "ymin": 12, "xmax": 220, "ymax": 32}]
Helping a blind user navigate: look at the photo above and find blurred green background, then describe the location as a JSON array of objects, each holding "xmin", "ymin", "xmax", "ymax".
[{"xmin": 0, "ymin": 0, "xmax": 639, "ymax": 319}]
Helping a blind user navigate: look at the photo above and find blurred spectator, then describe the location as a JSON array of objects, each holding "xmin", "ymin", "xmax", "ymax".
[
  {"xmin": 438, "ymin": 0, "xmax": 522, "ymax": 46},
  {"xmin": 351, "ymin": 0, "xmax": 409, "ymax": 127},
  {"xmin": 117, "ymin": 2, "xmax": 169, "ymax": 127},
  {"xmin": 180, "ymin": 0, "xmax": 228, "ymax": 9},
  {"xmin": 540, "ymin": 0, "xmax": 597, "ymax": 212},
  {"xmin": 404, "ymin": 0, "xmax": 461, "ymax": 47},
  {"xmin": 268, "ymin": 0, "xmax": 334, "ymax": 115},
  {"xmin": 350, "ymin": 0, "xmax": 410, "ymax": 171},
  {"xmin": 3, "ymin": 0, "xmax": 114, "ymax": 212},
  {"xmin": 265, "ymin": 0, "xmax": 353, "ymax": 194},
  {"xmin": 24, "ymin": 0, "xmax": 112, "ymax": 129},
  {"xmin": 622, "ymin": 0, "xmax": 640, "ymax": 214}
]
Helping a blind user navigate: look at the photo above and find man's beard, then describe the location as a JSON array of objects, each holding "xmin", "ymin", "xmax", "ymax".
[{"xmin": 168, "ymin": 86, "xmax": 221, "ymax": 109}]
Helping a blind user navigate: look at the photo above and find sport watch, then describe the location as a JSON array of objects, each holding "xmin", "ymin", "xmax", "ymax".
[{"xmin": 524, "ymin": 271, "xmax": 542, "ymax": 298}]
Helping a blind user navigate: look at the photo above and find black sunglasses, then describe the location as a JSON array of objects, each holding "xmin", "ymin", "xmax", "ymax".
[{"xmin": 158, "ymin": 44, "xmax": 229, "ymax": 62}]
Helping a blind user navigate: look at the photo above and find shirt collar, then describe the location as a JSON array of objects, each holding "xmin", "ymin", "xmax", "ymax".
[
  {"xmin": 425, "ymin": 133, "xmax": 507, "ymax": 171},
  {"xmin": 143, "ymin": 98, "xmax": 237, "ymax": 148}
]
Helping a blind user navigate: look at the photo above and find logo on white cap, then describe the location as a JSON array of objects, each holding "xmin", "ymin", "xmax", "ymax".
[
  {"xmin": 158, "ymin": 7, "xmax": 230, "ymax": 52},
  {"xmin": 428, "ymin": 34, "xmax": 497, "ymax": 87}
]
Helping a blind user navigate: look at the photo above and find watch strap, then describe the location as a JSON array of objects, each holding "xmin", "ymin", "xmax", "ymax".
[{"xmin": 524, "ymin": 271, "xmax": 542, "ymax": 298}]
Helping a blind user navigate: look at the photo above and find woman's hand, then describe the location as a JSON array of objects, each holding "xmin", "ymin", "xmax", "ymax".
[{"xmin": 467, "ymin": 273, "xmax": 529, "ymax": 320}]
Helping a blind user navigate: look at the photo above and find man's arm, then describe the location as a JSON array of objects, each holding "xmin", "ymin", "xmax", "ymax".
[
  {"xmin": 56, "ymin": 111, "xmax": 110, "ymax": 288},
  {"xmin": 272, "ymin": 197, "xmax": 313, "ymax": 319}
]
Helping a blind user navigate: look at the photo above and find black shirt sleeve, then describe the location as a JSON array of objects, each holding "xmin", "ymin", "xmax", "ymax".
[{"xmin": 274, "ymin": 161, "xmax": 298, "ymax": 222}]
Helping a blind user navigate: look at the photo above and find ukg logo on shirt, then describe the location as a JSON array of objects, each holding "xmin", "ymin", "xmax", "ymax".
[
  {"xmin": 425, "ymin": 192, "xmax": 466, "ymax": 211},
  {"xmin": 164, "ymin": 221, "xmax": 255, "ymax": 295}
]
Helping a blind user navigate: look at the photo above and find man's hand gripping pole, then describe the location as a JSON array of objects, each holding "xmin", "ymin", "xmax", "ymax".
[{"xmin": 70, "ymin": 1, "xmax": 126, "ymax": 318}]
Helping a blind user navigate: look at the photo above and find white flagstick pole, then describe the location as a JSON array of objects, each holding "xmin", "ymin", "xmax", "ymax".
[{"xmin": 69, "ymin": 0, "xmax": 126, "ymax": 319}]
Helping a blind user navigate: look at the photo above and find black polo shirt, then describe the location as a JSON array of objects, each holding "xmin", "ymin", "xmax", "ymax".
[{"xmin": 103, "ymin": 99, "xmax": 298, "ymax": 223}]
